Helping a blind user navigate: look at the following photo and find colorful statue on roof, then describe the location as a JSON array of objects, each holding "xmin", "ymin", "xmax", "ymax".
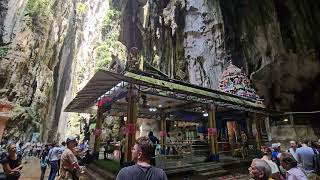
[
  {"xmin": 219, "ymin": 61, "xmax": 262, "ymax": 103},
  {"xmin": 126, "ymin": 47, "xmax": 141, "ymax": 71}
]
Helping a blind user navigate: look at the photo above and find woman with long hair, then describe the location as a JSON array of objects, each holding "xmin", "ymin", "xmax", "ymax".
[{"xmin": 1, "ymin": 143, "xmax": 23, "ymax": 180}]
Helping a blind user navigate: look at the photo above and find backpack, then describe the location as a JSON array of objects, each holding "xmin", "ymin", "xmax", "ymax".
[{"xmin": 313, "ymin": 149, "xmax": 320, "ymax": 175}]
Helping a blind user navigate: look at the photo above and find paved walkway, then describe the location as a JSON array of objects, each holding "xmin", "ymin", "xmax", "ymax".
[{"xmin": 0, "ymin": 157, "xmax": 90, "ymax": 180}]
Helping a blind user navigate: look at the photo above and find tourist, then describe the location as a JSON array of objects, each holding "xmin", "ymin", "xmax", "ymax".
[
  {"xmin": 287, "ymin": 140, "xmax": 298, "ymax": 161},
  {"xmin": 271, "ymin": 143, "xmax": 282, "ymax": 166},
  {"xmin": 166, "ymin": 133, "xmax": 173, "ymax": 155},
  {"xmin": 261, "ymin": 148, "xmax": 280, "ymax": 180},
  {"xmin": 36, "ymin": 141, "xmax": 42, "ymax": 158},
  {"xmin": 57, "ymin": 141, "xmax": 66, "ymax": 176},
  {"xmin": 40, "ymin": 149, "xmax": 49, "ymax": 180},
  {"xmin": 248, "ymin": 158, "xmax": 272, "ymax": 180},
  {"xmin": 48, "ymin": 142, "xmax": 62, "ymax": 180},
  {"xmin": 116, "ymin": 136, "xmax": 168, "ymax": 180},
  {"xmin": 120, "ymin": 135, "xmax": 126, "ymax": 166},
  {"xmin": 2, "ymin": 143, "xmax": 23, "ymax": 180},
  {"xmin": 280, "ymin": 152, "xmax": 307, "ymax": 180},
  {"xmin": 296, "ymin": 140, "xmax": 315, "ymax": 173},
  {"xmin": 148, "ymin": 131, "xmax": 159, "ymax": 166},
  {"xmin": 104, "ymin": 134, "xmax": 113, "ymax": 159},
  {"xmin": 23, "ymin": 141, "xmax": 32, "ymax": 163},
  {"xmin": 60, "ymin": 136, "xmax": 82, "ymax": 180}
]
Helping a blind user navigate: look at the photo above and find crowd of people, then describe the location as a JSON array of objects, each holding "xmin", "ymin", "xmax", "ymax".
[
  {"xmin": 249, "ymin": 139, "xmax": 320, "ymax": 180},
  {"xmin": 0, "ymin": 137, "xmax": 90, "ymax": 180}
]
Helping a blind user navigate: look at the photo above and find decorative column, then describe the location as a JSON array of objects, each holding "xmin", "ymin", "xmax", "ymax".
[
  {"xmin": 93, "ymin": 106, "xmax": 103, "ymax": 156},
  {"xmin": 252, "ymin": 113, "xmax": 261, "ymax": 150},
  {"xmin": 0, "ymin": 101, "xmax": 12, "ymax": 141},
  {"xmin": 265, "ymin": 116, "xmax": 272, "ymax": 141},
  {"xmin": 289, "ymin": 114, "xmax": 294, "ymax": 126},
  {"xmin": 124, "ymin": 89, "xmax": 138, "ymax": 162},
  {"xmin": 208, "ymin": 104, "xmax": 218, "ymax": 161},
  {"xmin": 160, "ymin": 114, "xmax": 166, "ymax": 154}
]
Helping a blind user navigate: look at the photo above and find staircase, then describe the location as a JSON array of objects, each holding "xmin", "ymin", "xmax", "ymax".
[{"xmin": 165, "ymin": 155, "xmax": 250, "ymax": 179}]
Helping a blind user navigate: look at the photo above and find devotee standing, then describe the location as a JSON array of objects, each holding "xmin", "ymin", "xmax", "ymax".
[
  {"xmin": 261, "ymin": 148, "xmax": 280, "ymax": 180},
  {"xmin": 248, "ymin": 158, "xmax": 272, "ymax": 180},
  {"xmin": 148, "ymin": 131, "xmax": 159, "ymax": 166},
  {"xmin": 287, "ymin": 140, "xmax": 298, "ymax": 161},
  {"xmin": 48, "ymin": 142, "xmax": 61, "ymax": 180},
  {"xmin": 116, "ymin": 137, "xmax": 167, "ymax": 180},
  {"xmin": 280, "ymin": 152, "xmax": 307, "ymax": 180},
  {"xmin": 240, "ymin": 130, "xmax": 248, "ymax": 159},
  {"xmin": 40, "ymin": 149, "xmax": 49, "ymax": 180},
  {"xmin": 296, "ymin": 140, "xmax": 315, "ymax": 173}
]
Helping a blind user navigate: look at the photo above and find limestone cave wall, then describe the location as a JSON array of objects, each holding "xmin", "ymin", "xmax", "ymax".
[
  {"xmin": 118, "ymin": 0, "xmax": 320, "ymax": 111},
  {"xmin": 0, "ymin": 0, "xmax": 109, "ymax": 141}
]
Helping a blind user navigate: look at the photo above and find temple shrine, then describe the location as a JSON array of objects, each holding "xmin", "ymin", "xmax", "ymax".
[{"xmin": 219, "ymin": 62, "xmax": 261, "ymax": 103}]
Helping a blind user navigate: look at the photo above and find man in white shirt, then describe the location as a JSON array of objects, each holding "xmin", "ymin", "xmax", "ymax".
[
  {"xmin": 261, "ymin": 148, "xmax": 280, "ymax": 180},
  {"xmin": 48, "ymin": 142, "xmax": 63, "ymax": 180}
]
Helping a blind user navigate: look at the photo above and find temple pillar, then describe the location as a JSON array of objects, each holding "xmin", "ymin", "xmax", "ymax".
[
  {"xmin": 265, "ymin": 116, "xmax": 272, "ymax": 141},
  {"xmin": 94, "ymin": 107, "xmax": 103, "ymax": 156},
  {"xmin": 289, "ymin": 114, "xmax": 294, "ymax": 126},
  {"xmin": 208, "ymin": 104, "xmax": 218, "ymax": 161},
  {"xmin": 125, "ymin": 89, "xmax": 138, "ymax": 162},
  {"xmin": 252, "ymin": 113, "xmax": 261, "ymax": 150},
  {"xmin": 160, "ymin": 114, "xmax": 166, "ymax": 154}
]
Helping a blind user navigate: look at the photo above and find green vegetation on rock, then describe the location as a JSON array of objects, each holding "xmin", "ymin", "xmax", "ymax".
[
  {"xmin": 95, "ymin": 5, "xmax": 121, "ymax": 70},
  {"xmin": 25, "ymin": 0, "xmax": 51, "ymax": 16},
  {"xmin": 76, "ymin": 2, "xmax": 87, "ymax": 15},
  {"xmin": 0, "ymin": 47, "xmax": 9, "ymax": 59}
]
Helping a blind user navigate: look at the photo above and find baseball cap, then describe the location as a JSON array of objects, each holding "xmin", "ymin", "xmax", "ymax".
[
  {"xmin": 271, "ymin": 143, "xmax": 281, "ymax": 149},
  {"xmin": 66, "ymin": 136, "xmax": 77, "ymax": 143}
]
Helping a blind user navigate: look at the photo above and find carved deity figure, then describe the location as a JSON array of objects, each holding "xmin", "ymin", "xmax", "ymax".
[{"xmin": 126, "ymin": 47, "xmax": 140, "ymax": 71}]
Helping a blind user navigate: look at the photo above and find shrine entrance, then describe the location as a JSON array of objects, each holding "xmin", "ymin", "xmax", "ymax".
[{"xmin": 65, "ymin": 69, "xmax": 275, "ymax": 169}]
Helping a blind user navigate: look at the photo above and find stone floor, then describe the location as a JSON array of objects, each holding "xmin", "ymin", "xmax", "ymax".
[{"xmin": 0, "ymin": 156, "xmax": 90, "ymax": 180}]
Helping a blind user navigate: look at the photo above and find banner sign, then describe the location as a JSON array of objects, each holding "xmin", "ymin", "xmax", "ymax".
[
  {"xmin": 95, "ymin": 128, "xmax": 102, "ymax": 136},
  {"xmin": 125, "ymin": 124, "xmax": 135, "ymax": 134},
  {"xmin": 97, "ymin": 91, "xmax": 128, "ymax": 112},
  {"xmin": 160, "ymin": 131, "xmax": 167, "ymax": 137},
  {"xmin": 208, "ymin": 128, "xmax": 217, "ymax": 136}
]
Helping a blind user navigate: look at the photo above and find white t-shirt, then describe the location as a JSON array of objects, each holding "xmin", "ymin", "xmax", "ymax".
[{"xmin": 263, "ymin": 159, "xmax": 279, "ymax": 174}]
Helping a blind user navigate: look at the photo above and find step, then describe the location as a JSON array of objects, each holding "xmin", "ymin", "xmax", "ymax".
[
  {"xmin": 195, "ymin": 166, "xmax": 223, "ymax": 173},
  {"xmin": 165, "ymin": 162, "xmax": 217, "ymax": 171},
  {"xmin": 199, "ymin": 169, "xmax": 229, "ymax": 177}
]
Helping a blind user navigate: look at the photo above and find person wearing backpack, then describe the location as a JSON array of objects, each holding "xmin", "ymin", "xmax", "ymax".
[
  {"xmin": 40, "ymin": 148, "xmax": 49, "ymax": 180},
  {"xmin": 116, "ymin": 136, "xmax": 168, "ymax": 180}
]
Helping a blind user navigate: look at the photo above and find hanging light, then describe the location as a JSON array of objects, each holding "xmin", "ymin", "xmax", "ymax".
[
  {"xmin": 203, "ymin": 113, "xmax": 208, "ymax": 117},
  {"xmin": 149, "ymin": 108, "xmax": 157, "ymax": 112}
]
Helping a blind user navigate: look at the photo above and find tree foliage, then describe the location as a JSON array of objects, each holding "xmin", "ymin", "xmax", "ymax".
[
  {"xmin": 25, "ymin": 0, "xmax": 51, "ymax": 16},
  {"xmin": 95, "ymin": 6, "xmax": 121, "ymax": 70}
]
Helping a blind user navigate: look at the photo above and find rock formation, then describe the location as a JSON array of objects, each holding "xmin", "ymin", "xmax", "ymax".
[{"xmin": 0, "ymin": 0, "xmax": 319, "ymax": 140}]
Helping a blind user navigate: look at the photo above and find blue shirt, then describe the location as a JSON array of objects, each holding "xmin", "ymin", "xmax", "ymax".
[
  {"xmin": 296, "ymin": 147, "xmax": 314, "ymax": 171},
  {"xmin": 48, "ymin": 147, "xmax": 64, "ymax": 161}
]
